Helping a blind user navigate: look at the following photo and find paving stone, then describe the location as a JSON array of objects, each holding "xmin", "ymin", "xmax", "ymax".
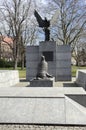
[{"xmin": 0, "ymin": 125, "xmax": 86, "ymax": 130}]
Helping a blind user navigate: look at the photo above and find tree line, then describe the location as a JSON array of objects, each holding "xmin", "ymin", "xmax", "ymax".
[{"xmin": 0, "ymin": 0, "xmax": 85, "ymax": 69}]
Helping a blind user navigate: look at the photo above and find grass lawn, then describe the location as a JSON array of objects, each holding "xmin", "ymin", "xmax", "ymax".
[
  {"xmin": 0, "ymin": 67, "xmax": 26, "ymax": 78},
  {"xmin": 18, "ymin": 68, "xmax": 26, "ymax": 78},
  {"xmin": 0, "ymin": 66, "xmax": 86, "ymax": 78},
  {"xmin": 72, "ymin": 65, "xmax": 86, "ymax": 77}
]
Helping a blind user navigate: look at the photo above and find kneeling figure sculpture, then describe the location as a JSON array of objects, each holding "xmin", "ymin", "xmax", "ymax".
[{"xmin": 36, "ymin": 55, "xmax": 52, "ymax": 79}]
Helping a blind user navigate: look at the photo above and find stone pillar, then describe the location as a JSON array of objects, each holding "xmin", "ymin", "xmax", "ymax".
[
  {"xmin": 56, "ymin": 45, "xmax": 71, "ymax": 81},
  {"xmin": 39, "ymin": 41, "xmax": 57, "ymax": 78},
  {"xmin": 26, "ymin": 46, "xmax": 39, "ymax": 80}
]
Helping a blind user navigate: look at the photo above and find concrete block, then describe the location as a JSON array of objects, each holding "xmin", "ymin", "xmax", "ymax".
[
  {"xmin": 39, "ymin": 41, "xmax": 57, "ymax": 52},
  {"xmin": 0, "ymin": 87, "xmax": 86, "ymax": 124},
  {"xmin": 26, "ymin": 76, "xmax": 34, "ymax": 81},
  {"xmin": 56, "ymin": 53, "xmax": 71, "ymax": 60},
  {"xmin": 26, "ymin": 53, "xmax": 39, "ymax": 61},
  {"xmin": 30, "ymin": 78, "xmax": 55, "ymax": 87},
  {"xmin": 26, "ymin": 46, "xmax": 39, "ymax": 53},
  {"xmin": 39, "ymin": 52, "xmax": 56, "ymax": 62},
  {"xmin": 76, "ymin": 70, "xmax": 86, "ymax": 90},
  {"xmin": 65, "ymin": 96, "xmax": 86, "ymax": 125},
  {"xmin": 26, "ymin": 44, "xmax": 71, "ymax": 81},
  {"xmin": 48, "ymin": 62, "xmax": 56, "ymax": 69},
  {"xmin": 56, "ymin": 60, "xmax": 71, "ymax": 68},
  {"xmin": 0, "ymin": 97, "xmax": 65, "ymax": 124},
  {"xmin": 33, "ymin": 98, "xmax": 65, "ymax": 124},
  {"xmin": 0, "ymin": 70, "xmax": 19, "ymax": 87},
  {"xmin": 26, "ymin": 69, "xmax": 37, "ymax": 77},
  {"xmin": 56, "ymin": 75, "xmax": 71, "ymax": 81},
  {"xmin": 26, "ymin": 61, "xmax": 38, "ymax": 69},
  {"xmin": 66, "ymin": 95, "xmax": 86, "ymax": 107},
  {"xmin": 48, "ymin": 69, "xmax": 56, "ymax": 76},
  {"xmin": 56, "ymin": 45, "xmax": 71, "ymax": 53},
  {"xmin": 56, "ymin": 68, "xmax": 71, "ymax": 75}
]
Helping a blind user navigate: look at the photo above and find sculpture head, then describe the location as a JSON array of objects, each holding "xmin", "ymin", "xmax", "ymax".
[{"xmin": 41, "ymin": 55, "xmax": 45, "ymax": 61}]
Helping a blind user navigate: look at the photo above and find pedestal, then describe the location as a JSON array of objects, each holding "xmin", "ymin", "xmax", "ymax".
[{"xmin": 30, "ymin": 78, "xmax": 55, "ymax": 87}]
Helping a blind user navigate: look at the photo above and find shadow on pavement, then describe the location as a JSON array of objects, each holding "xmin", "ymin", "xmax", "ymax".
[{"xmin": 63, "ymin": 82, "xmax": 78, "ymax": 87}]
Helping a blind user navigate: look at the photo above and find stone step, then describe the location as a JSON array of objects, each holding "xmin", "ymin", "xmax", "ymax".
[
  {"xmin": 0, "ymin": 87, "xmax": 86, "ymax": 125},
  {"xmin": 65, "ymin": 95, "xmax": 86, "ymax": 125}
]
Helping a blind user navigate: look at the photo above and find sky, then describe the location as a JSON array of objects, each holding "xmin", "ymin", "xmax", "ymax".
[{"xmin": 36, "ymin": 0, "xmax": 48, "ymax": 5}]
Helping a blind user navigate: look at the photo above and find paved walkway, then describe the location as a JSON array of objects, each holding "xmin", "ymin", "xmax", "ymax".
[{"xmin": 0, "ymin": 78, "xmax": 86, "ymax": 130}]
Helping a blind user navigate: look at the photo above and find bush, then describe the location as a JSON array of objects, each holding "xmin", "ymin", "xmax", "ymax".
[{"xmin": 0, "ymin": 59, "xmax": 13, "ymax": 68}]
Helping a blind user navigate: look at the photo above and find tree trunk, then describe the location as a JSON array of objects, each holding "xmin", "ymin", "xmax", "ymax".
[
  {"xmin": 21, "ymin": 53, "xmax": 25, "ymax": 70},
  {"xmin": 0, "ymin": 42, "xmax": 1, "ymax": 59},
  {"xmin": 14, "ymin": 57, "xmax": 18, "ymax": 70},
  {"xmin": 14, "ymin": 60, "xmax": 17, "ymax": 70},
  {"xmin": 76, "ymin": 60, "xmax": 79, "ymax": 66}
]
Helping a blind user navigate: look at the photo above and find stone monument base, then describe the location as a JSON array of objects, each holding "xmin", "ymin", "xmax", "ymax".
[
  {"xmin": 76, "ymin": 69, "xmax": 86, "ymax": 90},
  {"xmin": 30, "ymin": 78, "xmax": 55, "ymax": 87},
  {"xmin": 0, "ymin": 70, "xmax": 19, "ymax": 87},
  {"xmin": 0, "ymin": 87, "xmax": 86, "ymax": 125},
  {"xmin": 26, "ymin": 42, "xmax": 71, "ymax": 81}
]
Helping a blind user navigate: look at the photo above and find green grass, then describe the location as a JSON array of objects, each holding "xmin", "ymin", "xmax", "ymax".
[
  {"xmin": 0, "ymin": 67, "xmax": 26, "ymax": 78},
  {"xmin": 72, "ymin": 65, "xmax": 86, "ymax": 77},
  {"xmin": 18, "ymin": 68, "xmax": 26, "ymax": 78},
  {"xmin": 0, "ymin": 66, "xmax": 86, "ymax": 78}
]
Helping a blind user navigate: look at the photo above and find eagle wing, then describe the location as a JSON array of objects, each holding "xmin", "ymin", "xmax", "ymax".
[{"xmin": 34, "ymin": 10, "xmax": 44, "ymax": 27}]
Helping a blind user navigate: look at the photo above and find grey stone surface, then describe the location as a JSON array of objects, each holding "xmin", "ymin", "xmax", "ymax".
[
  {"xmin": 26, "ymin": 53, "xmax": 39, "ymax": 61},
  {"xmin": 0, "ymin": 125, "xmax": 85, "ymax": 130},
  {"xmin": 26, "ymin": 42, "xmax": 71, "ymax": 81},
  {"xmin": 56, "ymin": 75, "xmax": 71, "ymax": 81},
  {"xmin": 27, "ymin": 69, "xmax": 37, "ymax": 76},
  {"xmin": 0, "ymin": 70, "xmax": 19, "ymax": 87},
  {"xmin": 56, "ymin": 45, "xmax": 71, "ymax": 52},
  {"xmin": 76, "ymin": 69, "xmax": 86, "ymax": 90},
  {"xmin": 56, "ymin": 60, "xmax": 71, "ymax": 68},
  {"xmin": 65, "ymin": 96, "xmax": 86, "ymax": 125},
  {"xmin": 0, "ymin": 87, "xmax": 86, "ymax": 125},
  {"xmin": 56, "ymin": 53, "xmax": 71, "ymax": 60},
  {"xmin": 26, "ymin": 46, "xmax": 39, "ymax": 53},
  {"xmin": 56, "ymin": 46, "xmax": 71, "ymax": 81},
  {"xmin": 39, "ymin": 41, "xmax": 57, "ymax": 52},
  {"xmin": 0, "ymin": 87, "xmax": 85, "ymax": 97},
  {"xmin": 26, "ymin": 46, "xmax": 39, "ymax": 81},
  {"xmin": 30, "ymin": 78, "xmax": 55, "ymax": 87},
  {"xmin": 26, "ymin": 61, "xmax": 38, "ymax": 69},
  {"xmin": 56, "ymin": 68, "xmax": 71, "ymax": 75}
]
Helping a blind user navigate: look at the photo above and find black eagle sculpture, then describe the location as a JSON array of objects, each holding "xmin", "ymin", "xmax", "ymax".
[{"xmin": 34, "ymin": 10, "xmax": 50, "ymax": 41}]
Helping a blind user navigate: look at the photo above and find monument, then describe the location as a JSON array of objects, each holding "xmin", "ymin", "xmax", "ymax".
[
  {"xmin": 34, "ymin": 10, "xmax": 50, "ymax": 41},
  {"xmin": 26, "ymin": 10, "xmax": 71, "ymax": 82},
  {"xmin": 30, "ymin": 55, "xmax": 55, "ymax": 87},
  {"xmin": 36, "ymin": 55, "xmax": 52, "ymax": 79}
]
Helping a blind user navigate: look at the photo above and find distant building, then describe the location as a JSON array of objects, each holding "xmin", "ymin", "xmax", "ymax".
[{"xmin": 0, "ymin": 36, "xmax": 13, "ymax": 61}]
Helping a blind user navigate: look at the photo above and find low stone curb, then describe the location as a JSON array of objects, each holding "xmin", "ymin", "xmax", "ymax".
[{"xmin": 0, "ymin": 124, "xmax": 86, "ymax": 130}]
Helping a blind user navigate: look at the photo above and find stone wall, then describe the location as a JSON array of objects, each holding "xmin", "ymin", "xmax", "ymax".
[
  {"xmin": 26, "ymin": 42, "xmax": 71, "ymax": 81},
  {"xmin": 39, "ymin": 41, "xmax": 57, "ymax": 79},
  {"xmin": 76, "ymin": 69, "xmax": 86, "ymax": 90},
  {"xmin": 56, "ymin": 45, "xmax": 71, "ymax": 81},
  {"xmin": 0, "ymin": 70, "xmax": 19, "ymax": 87},
  {"xmin": 26, "ymin": 46, "xmax": 39, "ymax": 80},
  {"xmin": 0, "ymin": 125, "xmax": 85, "ymax": 130}
]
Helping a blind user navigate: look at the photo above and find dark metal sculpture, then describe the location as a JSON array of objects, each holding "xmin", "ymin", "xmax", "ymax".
[
  {"xmin": 36, "ymin": 55, "xmax": 52, "ymax": 79},
  {"xmin": 34, "ymin": 10, "xmax": 50, "ymax": 41}
]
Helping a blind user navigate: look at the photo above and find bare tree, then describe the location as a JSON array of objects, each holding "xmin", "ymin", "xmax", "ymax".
[
  {"xmin": 51, "ymin": 0, "xmax": 86, "ymax": 47},
  {"xmin": 72, "ymin": 29, "xmax": 86, "ymax": 66},
  {"xmin": 0, "ymin": 0, "xmax": 32, "ymax": 69}
]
